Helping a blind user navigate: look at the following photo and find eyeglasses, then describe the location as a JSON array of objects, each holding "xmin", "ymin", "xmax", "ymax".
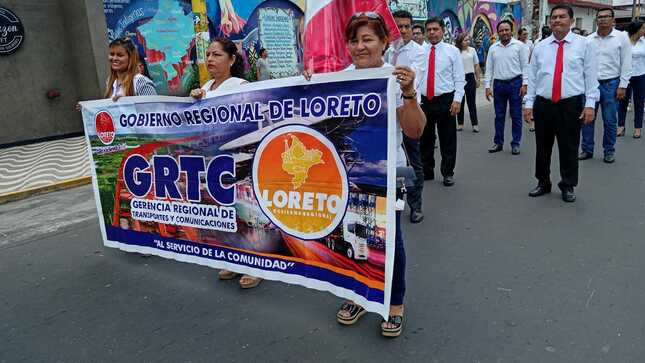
[{"xmin": 597, "ymin": 15, "xmax": 613, "ymax": 19}]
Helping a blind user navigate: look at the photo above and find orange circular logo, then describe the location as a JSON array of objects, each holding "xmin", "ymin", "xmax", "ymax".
[
  {"xmin": 95, "ymin": 111, "xmax": 115, "ymax": 145},
  {"xmin": 253, "ymin": 125, "xmax": 348, "ymax": 240}
]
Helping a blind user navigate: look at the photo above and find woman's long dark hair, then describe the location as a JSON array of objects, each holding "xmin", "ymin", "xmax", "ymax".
[
  {"xmin": 211, "ymin": 37, "xmax": 245, "ymax": 79},
  {"xmin": 455, "ymin": 32, "xmax": 469, "ymax": 51},
  {"xmin": 626, "ymin": 21, "xmax": 643, "ymax": 38}
]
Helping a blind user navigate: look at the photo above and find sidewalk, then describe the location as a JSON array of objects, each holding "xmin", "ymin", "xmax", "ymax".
[{"xmin": 0, "ymin": 136, "xmax": 91, "ymax": 203}]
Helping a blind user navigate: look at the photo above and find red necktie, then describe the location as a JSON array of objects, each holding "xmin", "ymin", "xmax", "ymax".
[
  {"xmin": 552, "ymin": 40, "xmax": 564, "ymax": 103},
  {"xmin": 426, "ymin": 45, "xmax": 436, "ymax": 100}
]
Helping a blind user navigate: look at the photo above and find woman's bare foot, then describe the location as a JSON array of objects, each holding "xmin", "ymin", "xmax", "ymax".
[
  {"xmin": 239, "ymin": 275, "xmax": 262, "ymax": 289},
  {"xmin": 617, "ymin": 126, "xmax": 626, "ymax": 137},
  {"xmin": 381, "ymin": 305, "xmax": 404, "ymax": 330},
  {"xmin": 218, "ymin": 269, "xmax": 237, "ymax": 280}
]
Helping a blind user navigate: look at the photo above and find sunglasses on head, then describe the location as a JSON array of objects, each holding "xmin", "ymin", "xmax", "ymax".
[
  {"xmin": 350, "ymin": 11, "xmax": 385, "ymax": 23},
  {"xmin": 110, "ymin": 37, "xmax": 135, "ymax": 48}
]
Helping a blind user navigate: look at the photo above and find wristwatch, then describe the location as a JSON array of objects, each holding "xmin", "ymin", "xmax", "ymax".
[{"xmin": 402, "ymin": 91, "xmax": 417, "ymax": 100}]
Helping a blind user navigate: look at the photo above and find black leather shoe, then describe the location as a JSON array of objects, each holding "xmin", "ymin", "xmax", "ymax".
[
  {"xmin": 443, "ymin": 176, "xmax": 455, "ymax": 186},
  {"xmin": 603, "ymin": 154, "xmax": 615, "ymax": 163},
  {"xmin": 488, "ymin": 144, "xmax": 503, "ymax": 153},
  {"xmin": 529, "ymin": 184, "xmax": 551, "ymax": 197},
  {"xmin": 511, "ymin": 146, "xmax": 520, "ymax": 155},
  {"xmin": 561, "ymin": 188, "xmax": 576, "ymax": 203},
  {"xmin": 578, "ymin": 151, "xmax": 593, "ymax": 160},
  {"xmin": 410, "ymin": 210, "xmax": 424, "ymax": 223}
]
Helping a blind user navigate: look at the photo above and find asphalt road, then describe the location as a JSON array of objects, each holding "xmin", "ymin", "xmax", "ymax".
[{"xmin": 2, "ymin": 100, "xmax": 645, "ymax": 362}]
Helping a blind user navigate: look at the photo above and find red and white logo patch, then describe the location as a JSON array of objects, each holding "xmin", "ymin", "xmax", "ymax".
[{"xmin": 95, "ymin": 111, "xmax": 115, "ymax": 145}]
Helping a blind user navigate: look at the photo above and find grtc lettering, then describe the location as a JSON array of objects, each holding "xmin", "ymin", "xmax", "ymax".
[{"xmin": 123, "ymin": 154, "xmax": 236, "ymax": 205}]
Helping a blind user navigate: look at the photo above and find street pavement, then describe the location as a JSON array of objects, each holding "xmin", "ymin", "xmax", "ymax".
[{"xmin": 2, "ymin": 96, "xmax": 645, "ymax": 362}]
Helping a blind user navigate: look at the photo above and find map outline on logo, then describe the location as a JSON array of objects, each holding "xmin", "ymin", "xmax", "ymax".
[{"xmin": 252, "ymin": 124, "xmax": 349, "ymax": 240}]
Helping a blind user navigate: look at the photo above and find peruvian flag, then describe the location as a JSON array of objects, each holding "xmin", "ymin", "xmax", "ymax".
[{"xmin": 304, "ymin": 0, "xmax": 400, "ymax": 73}]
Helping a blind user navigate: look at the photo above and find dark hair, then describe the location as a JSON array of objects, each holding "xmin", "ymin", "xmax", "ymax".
[
  {"xmin": 344, "ymin": 13, "xmax": 390, "ymax": 47},
  {"xmin": 551, "ymin": 5, "xmax": 574, "ymax": 19},
  {"xmin": 627, "ymin": 20, "xmax": 644, "ymax": 37},
  {"xmin": 596, "ymin": 7, "xmax": 614, "ymax": 18},
  {"xmin": 497, "ymin": 20, "xmax": 514, "ymax": 32},
  {"xmin": 517, "ymin": 27, "xmax": 526, "ymax": 36},
  {"xmin": 392, "ymin": 10, "xmax": 413, "ymax": 22},
  {"xmin": 139, "ymin": 58, "xmax": 151, "ymax": 79},
  {"xmin": 425, "ymin": 16, "xmax": 444, "ymax": 29},
  {"xmin": 412, "ymin": 24, "xmax": 423, "ymax": 32},
  {"xmin": 541, "ymin": 25, "xmax": 552, "ymax": 40},
  {"xmin": 455, "ymin": 32, "xmax": 469, "ymax": 51},
  {"xmin": 211, "ymin": 37, "xmax": 244, "ymax": 79},
  {"xmin": 259, "ymin": 48, "xmax": 267, "ymax": 57}
]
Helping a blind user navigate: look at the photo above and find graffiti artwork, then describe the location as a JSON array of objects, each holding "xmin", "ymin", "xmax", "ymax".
[
  {"xmin": 207, "ymin": 0, "xmax": 305, "ymax": 81},
  {"xmin": 440, "ymin": 10, "xmax": 461, "ymax": 44},
  {"xmin": 472, "ymin": 14, "xmax": 492, "ymax": 67},
  {"xmin": 388, "ymin": 0, "xmax": 427, "ymax": 20}
]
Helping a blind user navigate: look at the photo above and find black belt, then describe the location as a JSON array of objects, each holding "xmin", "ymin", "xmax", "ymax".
[
  {"xmin": 421, "ymin": 91, "xmax": 454, "ymax": 101},
  {"xmin": 536, "ymin": 94, "xmax": 584, "ymax": 104},
  {"xmin": 494, "ymin": 75, "xmax": 522, "ymax": 84},
  {"xmin": 599, "ymin": 77, "xmax": 619, "ymax": 84}
]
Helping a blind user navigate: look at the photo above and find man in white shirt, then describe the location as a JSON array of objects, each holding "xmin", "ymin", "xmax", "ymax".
[
  {"xmin": 485, "ymin": 20, "xmax": 529, "ymax": 155},
  {"xmin": 524, "ymin": 5, "xmax": 599, "ymax": 203},
  {"xmin": 384, "ymin": 10, "xmax": 426, "ymax": 224},
  {"xmin": 580, "ymin": 8, "xmax": 632, "ymax": 163},
  {"xmin": 418, "ymin": 17, "xmax": 466, "ymax": 187},
  {"xmin": 412, "ymin": 24, "xmax": 426, "ymax": 46}
]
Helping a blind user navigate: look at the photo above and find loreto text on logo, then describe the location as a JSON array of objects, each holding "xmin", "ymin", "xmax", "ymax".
[
  {"xmin": 95, "ymin": 111, "xmax": 116, "ymax": 145},
  {"xmin": 253, "ymin": 125, "xmax": 348, "ymax": 240}
]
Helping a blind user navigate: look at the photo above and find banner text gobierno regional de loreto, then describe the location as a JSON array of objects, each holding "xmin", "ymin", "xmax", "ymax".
[{"xmin": 80, "ymin": 67, "xmax": 397, "ymax": 318}]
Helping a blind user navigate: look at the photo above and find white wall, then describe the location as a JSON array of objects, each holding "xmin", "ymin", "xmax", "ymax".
[{"xmin": 547, "ymin": 5, "xmax": 599, "ymax": 33}]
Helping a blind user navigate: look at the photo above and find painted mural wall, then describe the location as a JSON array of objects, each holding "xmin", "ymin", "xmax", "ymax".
[
  {"xmin": 425, "ymin": 1, "xmax": 523, "ymax": 66},
  {"xmin": 102, "ymin": 0, "xmax": 522, "ymax": 96},
  {"xmin": 206, "ymin": 0, "xmax": 305, "ymax": 81},
  {"xmin": 390, "ymin": 0, "xmax": 523, "ymax": 66}
]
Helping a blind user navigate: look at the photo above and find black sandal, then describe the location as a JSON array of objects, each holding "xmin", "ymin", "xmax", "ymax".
[
  {"xmin": 381, "ymin": 315, "xmax": 404, "ymax": 337},
  {"xmin": 336, "ymin": 302, "xmax": 366, "ymax": 325}
]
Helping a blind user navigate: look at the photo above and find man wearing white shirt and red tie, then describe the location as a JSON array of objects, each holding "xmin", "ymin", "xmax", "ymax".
[
  {"xmin": 579, "ymin": 8, "xmax": 632, "ymax": 163},
  {"xmin": 418, "ymin": 17, "xmax": 466, "ymax": 187},
  {"xmin": 384, "ymin": 9, "xmax": 426, "ymax": 223},
  {"xmin": 485, "ymin": 20, "xmax": 529, "ymax": 155},
  {"xmin": 524, "ymin": 5, "xmax": 599, "ymax": 203}
]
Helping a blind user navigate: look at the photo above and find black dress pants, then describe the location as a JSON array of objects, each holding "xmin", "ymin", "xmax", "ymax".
[
  {"xmin": 420, "ymin": 93, "xmax": 457, "ymax": 178},
  {"xmin": 402, "ymin": 134, "xmax": 424, "ymax": 212},
  {"xmin": 533, "ymin": 95, "xmax": 584, "ymax": 189},
  {"xmin": 457, "ymin": 73, "xmax": 479, "ymax": 126}
]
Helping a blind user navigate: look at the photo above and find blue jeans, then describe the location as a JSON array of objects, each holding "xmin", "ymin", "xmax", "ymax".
[
  {"xmin": 618, "ymin": 73, "xmax": 645, "ymax": 129},
  {"xmin": 391, "ymin": 211, "xmax": 406, "ymax": 305},
  {"xmin": 581, "ymin": 78, "xmax": 619, "ymax": 155},
  {"xmin": 493, "ymin": 77, "xmax": 523, "ymax": 147}
]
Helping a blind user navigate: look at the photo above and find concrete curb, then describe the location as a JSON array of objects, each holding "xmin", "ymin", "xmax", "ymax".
[{"xmin": 0, "ymin": 176, "xmax": 92, "ymax": 205}]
